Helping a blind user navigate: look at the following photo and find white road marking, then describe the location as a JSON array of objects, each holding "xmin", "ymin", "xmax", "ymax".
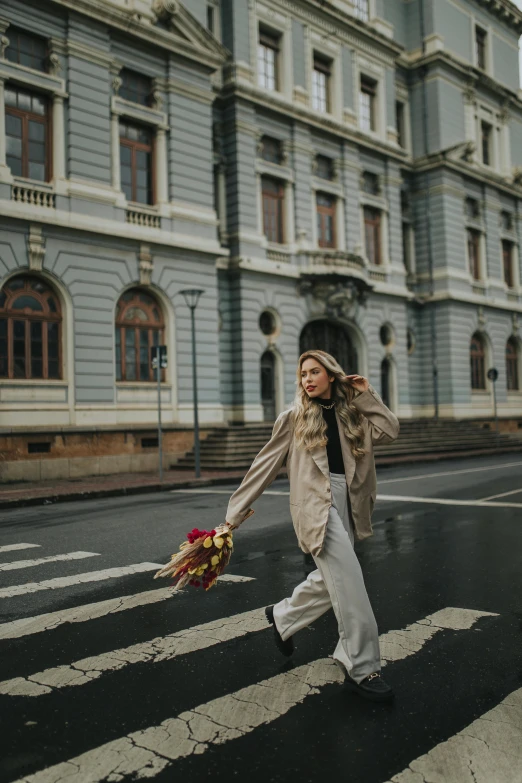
[
  {"xmin": 171, "ymin": 489, "xmax": 290, "ymax": 496},
  {"xmin": 0, "ymin": 574, "xmax": 255, "ymax": 640},
  {"xmin": 0, "ymin": 551, "xmax": 99, "ymax": 572},
  {"xmin": 0, "ymin": 563, "xmax": 163, "ymax": 599},
  {"xmin": 12, "ymin": 608, "xmax": 496, "ymax": 783},
  {"xmin": 385, "ymin": 687, "xmax": 522, "ymax": 783},
  {"xmin": 478, "ymin": 486, "xmax": 522, "ymax": 502},
  {"xmin": 377, "ymin": 494, "xmax": 522, "ymax": 509},
  {"xmin": 0, "ymin": 543, "xmax": 41, "ymax": 554},
  {"xmin": 377, "ymin": 459, "xmax": 522, "ymax": 485}
]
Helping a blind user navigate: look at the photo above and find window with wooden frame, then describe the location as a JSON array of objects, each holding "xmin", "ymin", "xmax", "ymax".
[
  {"xmin": 115, "ymin": 289, "xmax": 165, "ymax": 383},
  {"xmin": 475, "ymin": 26, "xmax": 487, "ymax": 70},
  {"xmin": 120, "ymin": 69, "xmax": 152, "ymax": 107},
  {"xmin": 316, "ymin": 193, "xmax": 336, "ymax": 248},
  {"xmin": 312, "ymin": 55, "xmax": 331, "ymax": 113},
  {"xmin": 5, "ymin": 27, "xmax": 48, "ymax": 73},
  {"xmin": 364, "ymin": 206, "xmax": 382, "ymax": 265},
  {"xmin": 481, "ymin": 121, "xmax": 492, "ymax": 166},
  {"xmin": 0, "ymin": 276, "xmax": 62, "ymax": 380},
  {"xmin": 467, "ymin": 228, "xmax": 481, "ymax": 280},
  {"xmin": 502, "ymin": 239, "xmax": 515, "ymax": 288},
  {"xmin": 470, "ymin": 333, "xmax": 486, "ymax": 390},
  {"xmin": 359, "ymin": 75, "xmax": 377, "ymax": 132},
  {"xmin": 119, "ymin": 121, "xmax": 154, "ymax": 205},
  {"xmin": 5, "ymin": 86, "xmax": 50, "ymax": 181},
  {"xmin": 260, "ymin": 136, "xmax": 282, "ymax": 165},
  {"xmin": 261, "ymin": 176, "xmax": 284, "ymax": 244},
  {"xmin": 258, "ymin": 28, "xmax": 280, "ymax": 91},
  {"xmin": 506, "ymin": 338, "xmax": 519, "ymax": 392}
]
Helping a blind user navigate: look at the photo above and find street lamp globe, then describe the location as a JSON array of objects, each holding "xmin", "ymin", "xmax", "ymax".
[{"xmin": 180, "ymin": 288, "xmax": 205, "ymax": 309}]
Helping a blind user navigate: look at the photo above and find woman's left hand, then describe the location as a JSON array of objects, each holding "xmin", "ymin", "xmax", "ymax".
[{"xmin": 344, "ymin": 374, "xmax": 369, "ymax": 393}]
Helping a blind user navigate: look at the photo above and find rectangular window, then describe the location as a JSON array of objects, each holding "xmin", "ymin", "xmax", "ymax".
[
  {"xmin": 316, "ymin": 193, "xmax": 336, "ymax": 248},
  {"xmin": 362, "ymin": 171, "xmax": 379, "ymax": 195},
  {"xmin": 359, "ymin": 76, "xmax": 376, "ymax": 132},
  {"xmin": 258, "ymin": 29, "xmax": 279, "ymax": 91},
  {"xmin": 364, "ymin": 206, "xmax": 381, "ymax": 265},
  {"xmin": 315, "ymin": 155, "xmax": 334, "ymax": 181},
  {"xmin": 502, "ymin": 240, "xmax": 514, "ymax": 289},
  {"xmin": 260, "ymin": 136, "xmax": 282, "ymax": 164},
  {"xmin": 261, "ymin": 176, "xmax": 284, "ymax": 243},
  {"xmin": 402, "ymin": 222, "xmax": 412, "ymax": 273},
  {"xmin": 501, "ymin": 211, "xmax": 513, "ymax": 232},
  {"xmin": 120, "ymin": 70, "xmax": 152, "ymax": 107},
  {"xmin": 5, "ymin": 86, "xmax": 49, "ymax": 181},
  {"xmin": 467, "ymin": 229, "xmax": 481, "ymax": 280},
  {"xmin": 312, "ymin": 56, "xmax": 331, "ymax": 113},
  {"xmin": 466, "ymin": 197, "xmax": 480, "ymax": 220},
  {"xmin": 396, "ymin": 101, "xmax": 406, "ymax": 148},
  {"xmin": 481, "ymin": 121, "xmax": 492, "ymax": 166},
  {"xmin": 5, "ymin": 27, "xmax": 48, "ymax": 73},
  {"xmin": 207, "ymin": 5, "xmax": 215, "ymax": 33},
  {"xmin": 354, "ymin": 0, "xmax": 370, "ymax": 22},
  {"xmin": 119, "ymin": 121, "xmax": 154, "ymax": 205},
  {"xmin": 476, "ymin": 27, "xmax": 487, "ymax": 70}
]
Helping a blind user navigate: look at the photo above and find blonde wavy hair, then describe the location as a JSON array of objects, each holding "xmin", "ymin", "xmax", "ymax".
[{"xmin": 293, "ymin": 349, "xmax": 366, "ymax": 460}]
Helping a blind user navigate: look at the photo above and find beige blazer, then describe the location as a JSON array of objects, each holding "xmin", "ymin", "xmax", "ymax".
[{"xmin": 225, "ymin": 384, "xmax": 400, "ymax": 557}]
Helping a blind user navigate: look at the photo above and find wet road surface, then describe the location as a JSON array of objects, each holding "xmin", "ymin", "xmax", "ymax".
[{"xmin": 0, "ymin": 453, "xmax": 521, "ymax": 783}]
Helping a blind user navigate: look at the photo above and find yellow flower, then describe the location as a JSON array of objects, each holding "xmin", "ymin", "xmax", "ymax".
[
  {"xmin": 203, "ymin": 536, "xmax": 213, "ymax": 548},
  {"xmin": 188, "ymin": 567, "xmax": 197, "ymax": 575},
  {"xmin": 213, "ymin": 536, "xmax": 224, "ymax": 549},
  {"xmin": 211, "ymin": 555, "xmax": 220, "ymax": 566}
]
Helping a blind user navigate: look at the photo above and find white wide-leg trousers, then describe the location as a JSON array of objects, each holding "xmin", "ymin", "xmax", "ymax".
[{"xmin": 272, "ymin": 472, "xmax": 381, "ymax": 683}]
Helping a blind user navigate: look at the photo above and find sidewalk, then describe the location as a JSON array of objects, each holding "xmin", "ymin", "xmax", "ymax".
[{"xmin": 0, "ymin": 468, "xmax": 251, "ymax": 510}]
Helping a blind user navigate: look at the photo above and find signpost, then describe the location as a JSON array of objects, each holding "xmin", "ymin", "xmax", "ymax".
[
  {"xmin": 151, "ymin": 345, "xmax": 168, "ymax": 481},
  {"xmin": 487, "ymin": 367, "xmax": 499, "ymax": 448}
]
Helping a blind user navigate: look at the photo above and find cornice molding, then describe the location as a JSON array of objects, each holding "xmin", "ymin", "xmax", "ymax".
[
  {"xmin": 413, "ymin": 151, "xmax": 522, "ymax": 199},
  {"xmin": 472, "ymin": 0, "xmax": 522, "ymax": 34}
]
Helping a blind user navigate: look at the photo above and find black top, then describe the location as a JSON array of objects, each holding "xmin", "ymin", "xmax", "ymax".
[{"xmin": 315, "ymin": 398, "xmax": 345, "ymax": 474}]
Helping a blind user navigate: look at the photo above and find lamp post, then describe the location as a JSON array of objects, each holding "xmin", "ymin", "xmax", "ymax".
[{"xmin": 180, "ymin": 288, "xmax": 205, "ymax": 478}]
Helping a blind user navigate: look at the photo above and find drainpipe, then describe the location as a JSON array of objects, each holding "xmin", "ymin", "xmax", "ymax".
[{"xmin": 419, "ymin": 0, "xmax": 440, "ymax": 420}]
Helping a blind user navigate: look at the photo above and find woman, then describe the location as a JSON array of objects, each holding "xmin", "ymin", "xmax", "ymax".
[{"xmin": 219, "ymin": 349, "xmax": 399, "ymax": 702}]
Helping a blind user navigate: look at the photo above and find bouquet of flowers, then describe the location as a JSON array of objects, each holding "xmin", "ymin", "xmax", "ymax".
[{"xmin": 154, "ymin": 510, "xmax": 254, "ymax": 591}]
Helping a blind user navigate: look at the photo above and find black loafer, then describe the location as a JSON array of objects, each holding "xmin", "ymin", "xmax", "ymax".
[
  {"xmin": 344, "ymin": 671, "xmax": 394, "ymax": 702},
  {"xmin": 265, "ymin": 605, "xmax": 294, "ymax": 657}
]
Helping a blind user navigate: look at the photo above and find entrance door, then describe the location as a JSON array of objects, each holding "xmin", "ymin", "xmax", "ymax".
[
  {"xmin": 299, "ymin": 320, "xmax": 358, "ymax": 373},
  {"xmin": 260, "ymin": 351, "xmax": 276, "ymax": 421},
  {"xmin": 381, "ymin": 358, "xmax": 391, "ymax": 408}
]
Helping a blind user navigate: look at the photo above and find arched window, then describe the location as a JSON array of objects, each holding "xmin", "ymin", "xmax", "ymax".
[
  {"xmin": 0, "ymin": 275, "xmax": 62, "ymax": 379},
  {"xmin": 470, "ymin": 333, "xmax": 486, "ymax": 390},
  {"xmin": 506, "ymin": 338, "xmax": 519, "ymax": 392},
  {"xmin": 300, "ymin": 320, "xmax": 358, "ymax": 374},
  {"xmin": 115, "ymin": 288, "xmax": 164, "ymax": 382}
]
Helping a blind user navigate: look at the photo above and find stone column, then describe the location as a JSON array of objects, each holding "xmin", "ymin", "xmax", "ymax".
[
  {"xmin": 52, "ymin": 94, "xmax": 66, "ymax": 181},
  {"xmin": 155, "ymin": 127, "xmax": 168, "ymax": 204}
]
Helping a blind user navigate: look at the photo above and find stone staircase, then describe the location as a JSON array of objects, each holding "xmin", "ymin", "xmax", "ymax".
[{"xmin": 174, "ymin": 418, "xmax": 522, "ymax": 471}]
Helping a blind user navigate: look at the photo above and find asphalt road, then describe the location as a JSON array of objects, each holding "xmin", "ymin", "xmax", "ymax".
[{"xmin": 0, "ymin": 453, "xmax": 521, "ymax": 783}]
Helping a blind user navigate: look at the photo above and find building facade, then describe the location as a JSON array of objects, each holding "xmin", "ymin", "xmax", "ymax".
[{"xmin": 0, "ymin": 0, "xmax": 521, "ymax": 479}]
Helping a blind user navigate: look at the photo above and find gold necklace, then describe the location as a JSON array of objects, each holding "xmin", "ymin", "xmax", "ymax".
[{"xmin": 317, "ymin": 400, "xmax": 336, "ymax": 410}]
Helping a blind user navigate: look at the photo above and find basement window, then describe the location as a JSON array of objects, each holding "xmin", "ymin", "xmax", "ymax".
[
  {"xmin": 141, "ymin": 437, "xmax": 159, "ymax": 448},
  {"xmin": 28, "ymin": 442, "xmax": 51, "ymax": 453}
]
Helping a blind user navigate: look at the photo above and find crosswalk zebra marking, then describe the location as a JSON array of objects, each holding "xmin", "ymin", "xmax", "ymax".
[
  {"xmin": 11, "ymin": 608, "xmax": 497, "ymax": 783},
  {"xmin": 0, "ymin": 543, "xmax": 41, "ymax": 554},
  {"xmin": 0, "ymin": 575, "xmax": 255, "ymax": 640},
  {"xmin": 0, "ymin": 607, "xmax": 496, "ymax": 698},
  {"xmin": 0, "ymin": 551, "xmax": 99, "ymax": 572},
  {"xmin": 0, "ymin": 563, "xmax": 163, "ymax": 599},
  {"xmin": 385, "ymin": 686, "xmax": 522, "ymax": 783}
]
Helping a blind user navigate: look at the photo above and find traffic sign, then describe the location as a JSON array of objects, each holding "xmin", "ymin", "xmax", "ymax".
[{"xmin": 151, "ymin": 345, "xmax": 168, "ymax": 370}]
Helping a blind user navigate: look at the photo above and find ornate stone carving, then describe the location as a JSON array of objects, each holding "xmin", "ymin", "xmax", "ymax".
[
  {"xmin": 27, "ymin": 225, "xmax": 45, "ymax": 272},
  {"xmin": 47, "ymin": 52, "xmax": 62, "ymax": 76},
  {"xmin": 297, "ymin": 276, "xmax": 370, "ymax": 322},
  {"xmin": 0, "ymin": 35, "xmax": 9, "ymax": 59},
  {"xmin": 477, "ymin": 306, "xmax": 487, "ymax": 327},
  {"xmin": 112, "ymin": 75, "xmax": 122, "ymax": 95},
  {"xmin": 513, "ymin": 313, "xmax": 520, "ymax": 335},
  {"xmin": 153, "ymin": 0, "xmax": 180, "ymax": 21},
  {"xmin": 512, "ymin": 167, "xmax": 522, "ymax": 188},
  {"xmin": 139, "ymin": 244, "xmax": 153, "ymax": 286}
]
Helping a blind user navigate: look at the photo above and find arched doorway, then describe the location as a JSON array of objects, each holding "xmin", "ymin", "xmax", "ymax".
[
  {"xmin": 381, "ymin": 357, "xmax": 391, "ymax": 408},
  {"xmin": 260, "ymin": 351, "xmax": 276, "ymax": 421},
  {"xmin": 299, "ymin": 319, "xmax": 358, "ymax": 373}
]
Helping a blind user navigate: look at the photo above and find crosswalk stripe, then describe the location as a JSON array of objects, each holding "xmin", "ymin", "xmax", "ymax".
[
  {"xmin": 12, "ymin": 607, "xmax": 497, "ymax": 783},
  {"xmin": 0, "ymin": 563, "xmax": 163, "ymax": 599},
  {"xmin": 0, "ymin": 543, "xmax": 41, "ymax": 554},
  {"xmin": 385, "ymin": 686, "xmax": 522, "ymax": 783},
  {"xmin": 0, "ymin": 551, "xmax": 99, "ymax": 572},
  {"xmin": 0, "ymin": 574, "xmax": 255, "ymax": 640}
]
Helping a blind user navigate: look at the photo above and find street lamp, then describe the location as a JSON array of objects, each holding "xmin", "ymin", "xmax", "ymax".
[{"xmin": 179, "ymin": 288, "xmax": 205, "ymax": 478}]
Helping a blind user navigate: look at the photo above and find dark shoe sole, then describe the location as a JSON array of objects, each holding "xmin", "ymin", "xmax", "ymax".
[
  {"xmin": 265, "ymin": 605, "xmax": 294, "ymax": 657},
  {"xmin": 344, "ymin": 677, "xmax": 395, "ymax": 703}
]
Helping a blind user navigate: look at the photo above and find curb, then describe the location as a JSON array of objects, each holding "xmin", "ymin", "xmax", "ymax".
[{"xmin": 0, "ymin": 443, "xmax": 521, "ymax": 511}]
